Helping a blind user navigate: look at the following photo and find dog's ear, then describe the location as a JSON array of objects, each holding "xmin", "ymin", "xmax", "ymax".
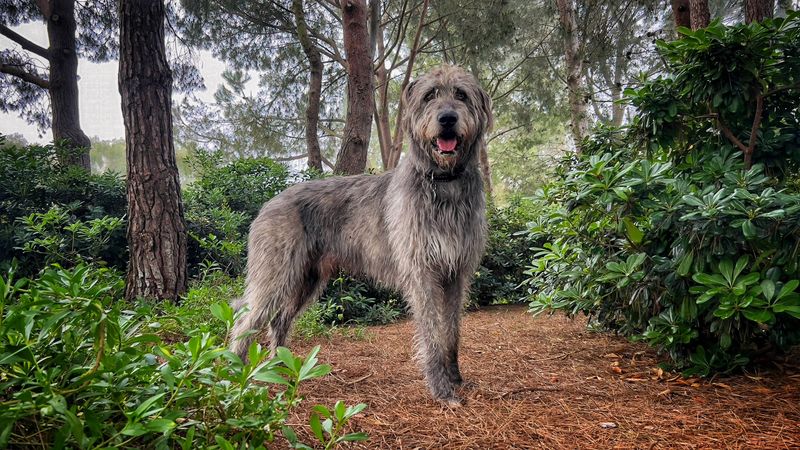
[
  {"xmin": 402, "ymin": 78, "xmax": 419, "ymax": 107},
  {"xmin": 478, "ymin": 88, "xmax": 494, "ymax": 133},
  {"xmin": 401, "ymin": 78, "xmax": 419, "ymax": 134}
]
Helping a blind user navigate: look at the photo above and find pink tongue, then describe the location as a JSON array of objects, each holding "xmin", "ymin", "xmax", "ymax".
[{"xmin": 436, "ymin": 138, "xmax": 457, "ymax": 152}]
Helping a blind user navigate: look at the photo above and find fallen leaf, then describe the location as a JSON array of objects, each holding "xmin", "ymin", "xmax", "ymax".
[
  {"xmin": 604, "ymin": 353, "xmax": 621, "ymax": 358},
  {"xmin": 624, "ymin": 377, "xmax": 646, "ymax": 382},
  {"xmin": 611, "ymin": 366, "xmax": 623, "ymax": 374},
  {"xmin": 657, "ymin": 389, "xmax": 672, "ymax": 397},
  {"xmin": 712, "ymin": 382, "xmax": 732, "ymax": 390}
]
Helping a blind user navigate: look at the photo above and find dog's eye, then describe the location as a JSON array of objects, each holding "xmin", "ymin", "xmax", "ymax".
[
  {"xmin": 454, "ymin": 89, "xmax": 467, "ymax": 101},
  {"xmin": 424, "ymin": 89, "xmax": 437, "ymax": 102}
]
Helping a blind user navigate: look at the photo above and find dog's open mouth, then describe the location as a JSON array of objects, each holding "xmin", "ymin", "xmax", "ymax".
[{"xmin": 432, "ymin": 132, "xmax": 462, "ymax": 156}]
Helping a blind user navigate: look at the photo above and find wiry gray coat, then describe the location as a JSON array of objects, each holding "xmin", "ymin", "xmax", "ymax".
[{"xmin": 231, "ymin": 66, "xmax": 492, "ymax": 405}]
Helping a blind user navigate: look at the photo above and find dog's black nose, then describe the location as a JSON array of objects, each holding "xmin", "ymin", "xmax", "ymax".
[{"xmin": 438, "ymin": 111, "xmax": 458, "ymax": 128}]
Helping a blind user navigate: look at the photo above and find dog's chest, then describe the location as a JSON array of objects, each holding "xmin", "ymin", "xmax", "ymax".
[{"xmin": 389, "ymin": 187, "xmax": 486, "ymax": 273}]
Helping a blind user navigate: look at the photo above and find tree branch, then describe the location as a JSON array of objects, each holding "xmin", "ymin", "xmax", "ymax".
[
  {"xmin": 0, "ymin": 62, "xmax": 50, "ymax": 88},
  {"xmin": 717, "ymin": 118, "xmax": 748, "ymax": 153},
  {"xmin": 0, "ymin": 24, "xmax": 50, "ymax": 59},
  {"xmin": 744, "ymin": 92, "xmax": 763, "ymax": 169}
]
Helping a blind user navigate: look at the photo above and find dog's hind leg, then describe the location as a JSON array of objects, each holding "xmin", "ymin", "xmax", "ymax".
[
  {"xmin": 267, "ymin": 263, "xmax": 327, "ymax": 355},
  {"xmin": 230, "ymin": 223, "xmax": 310, "ymax": 360}
]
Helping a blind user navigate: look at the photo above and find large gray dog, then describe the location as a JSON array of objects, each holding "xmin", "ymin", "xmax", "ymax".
[{"xmin": 231, "ymin": 65, "xmax": 492, "ymax": 405}]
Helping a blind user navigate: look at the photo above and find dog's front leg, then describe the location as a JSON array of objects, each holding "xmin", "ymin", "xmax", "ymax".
[
  {"xmin": 442, "ymin": 275, "xmax": 468, "ymax": 386},
  {"xmin": 408, "ymin": 281, "xmax": 462, "ymax": 406}
]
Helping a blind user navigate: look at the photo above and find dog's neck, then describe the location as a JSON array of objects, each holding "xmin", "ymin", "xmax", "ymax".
[{"xmin": 426, "ymin": 166, "xmax": 466, "ymax": 182}]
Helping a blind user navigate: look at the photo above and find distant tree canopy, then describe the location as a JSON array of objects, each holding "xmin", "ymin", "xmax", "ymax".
[{"xmin": 0, "ymin": 0, "xmax": 118, "ymax": 169}]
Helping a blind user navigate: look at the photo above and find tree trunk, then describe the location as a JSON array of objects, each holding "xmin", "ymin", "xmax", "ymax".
[
  {"xmin": 371, "ymin": 0, "xmax": 393, "ymax": 169},
  {"xmin": 119, "ymin": 0, "xmax": 187, "ymax": 302},
  {"xmin": 292, "ymin": 0, "xmax": 323, "ymax": 172},
  {"xmin": 690, "ymin": 0, "xmax": 711, "ymax": 29},
  {"xmin": 334, "ymin": 0, "xmax": 374, "ymax": 175},
  {"xmin": 671, "ymin": 0, "xmax": 692, "ymax": 29},
  {"xmin": 46, "ymin": 0, "xmax": 91, "ymax": 170},
  {"xmin": 555, "ymin": 0, "xmax": 589, "ymax": 153},
  {"xmin": 387, "ymin": 0, "xmax": 429, "ymax": 169},
  {"xmin": 745, "ymin": 0, "xmax": 774, "ymax": 23}
]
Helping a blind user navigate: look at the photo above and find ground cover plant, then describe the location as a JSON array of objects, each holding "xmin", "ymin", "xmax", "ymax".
[
  {"xmin": 526, "ymin": 13, "xmax": 800, "ymax": 373},
  {"xmin": 0, "ymin": 265, "xmax": 366, "ymax": 449}
]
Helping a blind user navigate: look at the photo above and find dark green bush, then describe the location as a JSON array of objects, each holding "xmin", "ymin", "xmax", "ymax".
[
  {"xmin": 526, "ymin": 14, "xmax": 800, "ymax": 374},
  {"xmin": 0, "ymin": 138, "xmax": 127, "ymax": 273},
  {"xmin": 183, "ymin": 152, "xmax": 294, "ymax": 275},
  {"xmin": 0, "ymin": 265, "xmax": 366, "ymax": 448},
  {"xmin": 470, "ymin": 198, "xmax": 539, "ymax": 307}
]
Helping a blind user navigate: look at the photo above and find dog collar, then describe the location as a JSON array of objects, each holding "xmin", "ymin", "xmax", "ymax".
[{"xmin": 428, "ymin": 168, "xmax": 465, "ymax": 182}]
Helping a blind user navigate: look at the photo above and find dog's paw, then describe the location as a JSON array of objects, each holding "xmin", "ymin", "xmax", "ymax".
[
  {"xmin": 457, "ymin": 380, "xmax": 478, "ymax": 391},
  {"xmin": 439, "ymin": 395, "xmax": 464, "ymax": 408}
]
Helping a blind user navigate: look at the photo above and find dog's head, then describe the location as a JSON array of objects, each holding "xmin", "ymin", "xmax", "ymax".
[{"xmin": 402, "ymin": 66, "xmax": 493, "ymax": 172}]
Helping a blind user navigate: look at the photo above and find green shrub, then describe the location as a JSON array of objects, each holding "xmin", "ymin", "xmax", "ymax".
[
  {"xmin": 526, "ymin": 15, "xmax": 800, "ymax": 374},
  {"xmin": 317, "ymin": 275, "xmax": 404, "ymax": 326},
  {"xmin": 0, "ymin": 265, "xmax": 366, "ymax": 448},
  {"xmin": 183, "ymin": 152, "xmax": 295, "ymax": 275},
  {"xmin": 470, "ymin": 198, "xmax": 539, "ymax": 307},
  {"xmin": 0, "ymin": 138, "xmax": 127, "ymax": 273},
  {"xmin": 14, "ymin": 205, "xmax": 125, "ymax": 269}
]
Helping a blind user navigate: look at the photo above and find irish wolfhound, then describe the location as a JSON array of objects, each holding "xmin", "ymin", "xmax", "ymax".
[{"xmin": 230, "ymin": 65, "xmax": 492, "ymax": 405}]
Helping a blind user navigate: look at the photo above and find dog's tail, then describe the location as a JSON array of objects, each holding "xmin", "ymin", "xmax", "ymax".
[{"xmin": 229, "ymin": 218, "xmax": 316, "ymax": 360}]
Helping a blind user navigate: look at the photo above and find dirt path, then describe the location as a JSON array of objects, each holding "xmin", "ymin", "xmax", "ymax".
[{"xmin": 286, "ymin": 305, "xmax": 800, "ymax": 449}]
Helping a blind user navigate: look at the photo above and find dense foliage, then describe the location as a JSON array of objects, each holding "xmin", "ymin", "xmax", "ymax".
[
  {"xmin": 527, "ymin": 14, "xmax": 800, "ymax": 373},
  {"xmin": 183, "ymin": 152, "xmax": 295, "ymax": 275},
  {"xmin": 0, "ymin": 139, "xmax": 127, "ymax": 274},
  {"xmin": 0, "ymin": 265, "xmax": 365, "ymax": 448}
]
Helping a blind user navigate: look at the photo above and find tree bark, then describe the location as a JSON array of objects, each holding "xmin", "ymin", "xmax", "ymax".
[
  {"xmin": 292, "ymin": 0, "xmax": 323, "ymax": 172},
  {"xmin": 690, "ymin": 0, "xmax": 711, "ymax": 29},
  {"xmin": 119, "ymin": 0, "xmax": 187, "ymax": 302},
  {"xmin": 46, "ymin": 0, "xmax": 91, "ymax": 170},
  {"xmin": 745, "ymin": 0, "xmax": 774, "ymax": 23},
  {"xmin": 671, "ymin": 0, "xmax": 692, "ymax": 29},
  {"xmin": 334, "ymin": 0, "xmax": 374, "ymax": 175},
  {"xmin": 555, "ymin": 0, "xmax": 589, "ymax": 153}
]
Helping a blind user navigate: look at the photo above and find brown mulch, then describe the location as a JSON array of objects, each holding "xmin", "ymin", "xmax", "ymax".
[{"xmin": 284, "ymin": 305, "xmax": 800, "ymax": 449}]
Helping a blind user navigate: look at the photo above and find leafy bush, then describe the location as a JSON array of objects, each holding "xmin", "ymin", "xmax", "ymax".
[
  {"xmin": 470, "ymin": 198, "xmax": 539, "ymax": 307},
  {"xmin": 526, "ymin": 15, "xmax": 800, "ymax": 373},
  {"xmin": 317, "ymin": 275, "xmax": 405, "ymax": 326},
  {"xmin": 0, "ymin": 265, "xmax": 366, "ymax": 448},
  {"xmin": 183, "ymin": 152, "xmax": 294, "ymax": 275},
  {"xmin": 0, "ymin": 138, "xmax": 127, "ymax": 273},
  {"xmin": 14, "ymin": 205, "xmax": 125, "ymax": 268}
]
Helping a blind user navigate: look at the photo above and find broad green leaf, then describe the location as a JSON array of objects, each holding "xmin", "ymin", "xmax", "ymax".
[
  {"xmin": 742, "ymin": 309, "xmax": 773, "ymax": 323},
  {"xmin": 677, "ymin": 252, "xmax": 693, "ymax": 277},
  {"xmin": 309, "ymin": 414, "xmax": 324, "ymax": 442},
  {"xmin": 339, "ymin": 432, "xmax": 369, "ymax": 442},
  {"xmin": 741, "ymin": 220, "xmax": 757, "ymax": 238},
  {"xmin": 760, "ymin": 279, "xmax": 775, "ymax": 301},
  {"xmin": 777, "ymin": 280, "xmax": 799, "ymax": 300},
  {"xmin": 253, "ymin": 369, "xmax": 289, "ymax": 385}
]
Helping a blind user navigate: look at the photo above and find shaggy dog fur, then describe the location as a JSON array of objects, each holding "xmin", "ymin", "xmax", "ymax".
[{"xmin": 230, "ymin": 65, "xmax": 493, "ymax": 405}]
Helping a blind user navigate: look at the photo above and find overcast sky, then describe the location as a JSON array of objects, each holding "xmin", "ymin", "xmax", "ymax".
[{"xmin": 1, "ymin": 22, "xmax": 227, "ymax": 143}]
